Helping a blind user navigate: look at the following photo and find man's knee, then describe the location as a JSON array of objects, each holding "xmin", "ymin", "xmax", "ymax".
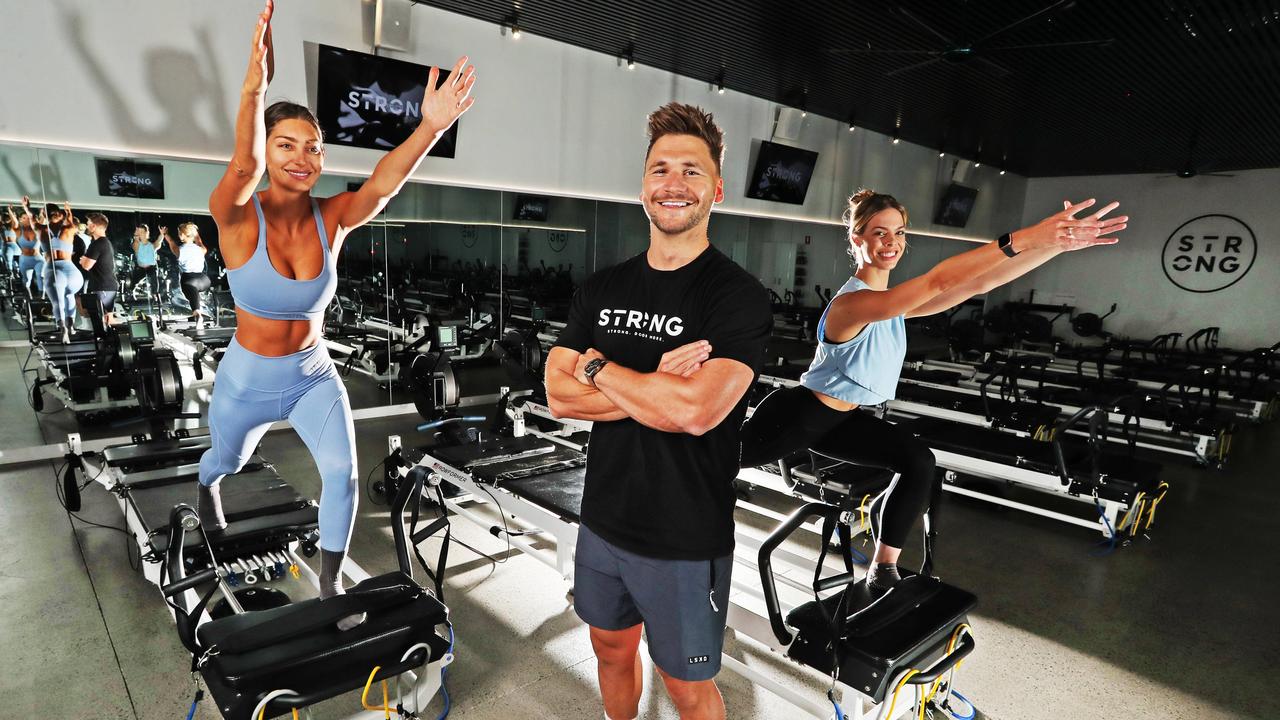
[
  {"xmin": 657, "ymin": 668, "xmax": 719, "ymax": 713},
  {"xmin": 590, "ymin": 624, "xmax": 641, "ymax": 667}
]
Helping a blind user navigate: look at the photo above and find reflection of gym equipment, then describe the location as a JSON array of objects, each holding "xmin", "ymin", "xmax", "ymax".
[
  {"xmin": 399, "ymin": 322, "xmax": 545, "ymax": 424},
  {"xmin": 27, "ymin": 299, "xmax": 185, "ymax": 422},
  {"xmin": 1071, "ymin": 303, "xmax": 1117, "ymax": 339}
]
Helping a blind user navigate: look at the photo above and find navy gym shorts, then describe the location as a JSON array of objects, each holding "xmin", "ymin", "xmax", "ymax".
[{"xmin": 574, "ymin": 523, "xmax": 733, "ymax": 681}]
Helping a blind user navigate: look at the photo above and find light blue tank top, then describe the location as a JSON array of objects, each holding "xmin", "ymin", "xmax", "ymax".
[
  {"xmin": 177, "ymin": 242, "xmax": 206, "ymax": 273},
  {"xmin": 799, "ymin": 276, "xmax": 907, "ymax": 406},
  {"xmin": 225, "ymin": 194, "xmax": 338, "ymax": 321},
  {"xmin": 136, "ymin": 240, "xmax": 157, "ymax": 266}
]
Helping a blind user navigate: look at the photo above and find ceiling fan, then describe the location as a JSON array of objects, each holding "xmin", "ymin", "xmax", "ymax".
[{"xmin": 824, "ymin": 0, "xmax": 1114, "ymax": 79}]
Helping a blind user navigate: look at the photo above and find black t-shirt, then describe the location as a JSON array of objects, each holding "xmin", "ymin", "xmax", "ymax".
[
  {"xmin": 84, "ymin": 236, "xmax": 119, "ymax": 291},
  {"xmin": 554, "ymin": 245, "xmax": 773, "ymax": 560}
]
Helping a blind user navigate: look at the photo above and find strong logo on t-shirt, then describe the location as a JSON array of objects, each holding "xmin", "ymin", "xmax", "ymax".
[{"xmin": 597, "ymin": 308, "xmax": 685, "ymax": 341}]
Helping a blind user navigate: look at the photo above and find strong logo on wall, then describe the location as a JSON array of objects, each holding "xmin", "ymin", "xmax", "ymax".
[{"xmin": 1161, "ymin": 214, "xmax": 1257, "ymax": 293}]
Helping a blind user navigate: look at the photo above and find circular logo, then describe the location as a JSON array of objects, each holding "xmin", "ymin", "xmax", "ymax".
[{"xmin": 1161, "ymin": 214, "xmax": 1257, "ymax": 293}]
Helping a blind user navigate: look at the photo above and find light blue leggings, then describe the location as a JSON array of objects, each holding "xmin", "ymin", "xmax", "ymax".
[
  {"xmin": 2, "ymin": 243, "xmax": 18, "ymax": 271},
  {"xmin": 198, "ymin": 336, "xmax": 358, "ymax": 553},
  {"xmin": 19, "ymin": 255, "xmax": 45, "ymax": 295},
  {"xmin": 44, "ymin": 259, "xmax": 83, "ymax": 324}
]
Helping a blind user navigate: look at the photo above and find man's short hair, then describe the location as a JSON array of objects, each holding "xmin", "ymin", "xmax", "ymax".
[
  {"xmin": 86, "ymin": 212, "xmax": 109, "ymax": 228},
  {"xmin": 645, "ymin": 102, "xmax": 725, "ymax": 175}
]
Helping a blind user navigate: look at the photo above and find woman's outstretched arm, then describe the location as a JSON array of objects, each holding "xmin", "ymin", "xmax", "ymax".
[
  {"xmin": 209, "ymin": 0, "xmax": 275, "ymax": 226},
  {"xmin": 825, "ymin": 199, "xmax": 1127, "ymax": 340}
]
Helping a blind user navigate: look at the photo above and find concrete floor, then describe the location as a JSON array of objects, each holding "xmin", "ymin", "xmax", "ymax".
[{"xmin": 1, "ymin": 316, "xmax": 1276, "ymax": 719}]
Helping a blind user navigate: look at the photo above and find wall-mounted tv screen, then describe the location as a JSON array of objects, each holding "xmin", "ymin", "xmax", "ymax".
[
  {"xmin": 745, "ymin": 140, "xmax": 819, "ymax": 205},
  {"xmin": 935, "ymin": 183, "xmax": 979, "ymax": 228},
  {"xmin": 95, "ymin": 158, "xmax": 165, "ymax": 199},
  {"xmin": 513, "ymin": 194, "xmax": 549, "ymax": 221},
  {"xmin": 316, "ymin": 44, "xmax": 459, "ymax": 157}
]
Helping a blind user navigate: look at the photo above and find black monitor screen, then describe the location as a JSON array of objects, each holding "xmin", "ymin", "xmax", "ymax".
[
  {"xmin": 745, "ymin": 141, "xmax": 819, "ymax": 205},
  {"xmin": 513, "ymin": 194, "xmax": 548, "ymax": 221},
  {"xmin": 934, "ymin": 184, "xmax": 979, "ymax": 228},
  {"xmin": 316, "ymin": 44, "xmax": 458, "ymax": 157},
  {"xmin": 436, "ymin": 324, "xmax": 458, "ymax": 350},
  {"xmin": 128, "ymin": 320, "xmax": 154, "ymax": 341},
  {"xmin": 95, "ymin": 158, "xmax": 165, "ymax": 200}
]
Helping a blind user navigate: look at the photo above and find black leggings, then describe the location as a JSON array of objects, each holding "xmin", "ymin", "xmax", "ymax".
[
  {"xmin": 131, "ymin": 264, "xmax": 159, "ymax": 292},
  {"xmin": 180, "ymin": 272, "xmax": 210, "ymax": 314},
  {"xmin": 740, "ymin": 385, "xmax": 936, "ymax": 549}
]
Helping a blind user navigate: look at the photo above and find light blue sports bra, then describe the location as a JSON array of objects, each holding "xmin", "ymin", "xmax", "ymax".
[
  {"xmin": 3, "ymin": 229, "xmax": 16, "ymax": 247},
  {"xmin": 225, "ymin": 194, "xmax": 338, "ymax": 321},
  {"xmin": 799, "ymin": 276, "xmax": 907, "ymax": 406},
  {"xmin": 16, "ymin": 231, "xmax": 38, "ymax": 251},
  {"xmin": 44, "ymin": 226, "xmax": 74, "ymax": 254},
  {"xmin": 136, "ymin": 240, "xmax": 157, "ymax": 266}
]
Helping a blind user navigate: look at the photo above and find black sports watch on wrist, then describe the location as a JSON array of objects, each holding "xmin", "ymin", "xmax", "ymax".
[
  {"xmin": 997, "ymin": 232, "xmax": 1019, "ymax": 258},
  {"xmin": 583, "ymin": 358, "xmax": 610, "ymax": 387}
]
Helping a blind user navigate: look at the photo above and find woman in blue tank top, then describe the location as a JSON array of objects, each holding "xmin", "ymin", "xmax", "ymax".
[
  {"xmin": 161, "ymin": 223, "xmax": 210, "ymax": 324},
  {"xmin": 739, "ymin": 188, "xmax": 1128, "ymax": 593},
  {"xmin": 199, "ymin": 0, "xmax": 476, "ymax": 629}
]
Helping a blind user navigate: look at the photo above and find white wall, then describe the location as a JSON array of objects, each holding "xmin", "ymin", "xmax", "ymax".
[
  {"xmin": 1007, "ymin": 169, "xmax": 1278, "ymax": 349},
  {"xmin": 0, "ymin": 0, "xmax": 1026, "ymax": 240}
]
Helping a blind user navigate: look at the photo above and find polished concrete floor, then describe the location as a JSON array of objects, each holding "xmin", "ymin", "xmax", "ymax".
[{"xmin": 0, "ymin": 317, "xmax": 1275, "ymax": 719}]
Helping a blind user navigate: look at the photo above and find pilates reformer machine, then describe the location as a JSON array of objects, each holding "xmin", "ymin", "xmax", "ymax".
[
  {"xmin": 25, "ymin": 299, "xmax": 184, "ymax": 423},
  {"xmin": 63, "ymin": 421, "xmax": 457, "ymax": 718},
  {"xmin": 753, "ymin": 371, "xmax": 1167, "ymax": 541},
  {"xmin": 381, "ymin": 389, "xmax": 982, "ymax": 720}
]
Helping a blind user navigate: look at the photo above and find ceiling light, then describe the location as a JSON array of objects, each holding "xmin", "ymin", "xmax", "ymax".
[
  {"xmin": 939, "ymin": 151, "xmax": 945, "ymax": 157},
  {"xmin": 512, "ymin": 25, "xmax": 521, "ymax": 39},
  {"xmin": 974, "ymin": 160, "xmax": 981, "ymax": 168},
  {"xmin": 999, "ymin": 168, "xmax": 1006, "ymax": 175},
  {"xmin": 715, "ymin": 70, "xmax": 726, "ymax": 94},
  {"xmin": 848, "ymin": 123, "xmax": 856, "ymax": 132}
]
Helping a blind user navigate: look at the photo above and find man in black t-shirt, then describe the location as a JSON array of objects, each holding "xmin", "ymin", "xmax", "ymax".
[
  {"xmin": 79, "ymin": 213, "xmax": 119, "ymax": 325},
  {"xmin": 548, "ymin": 103, "xmax": 771, "ymax": 720}
]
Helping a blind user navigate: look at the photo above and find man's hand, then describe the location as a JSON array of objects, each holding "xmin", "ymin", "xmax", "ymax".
[
  {"xmin": 657, "ymin": 340, "xmax": 712, "ymax": 377},
  {"xmin": 574, "ymin": 348, "xmax": 605, "ymax": 386}
]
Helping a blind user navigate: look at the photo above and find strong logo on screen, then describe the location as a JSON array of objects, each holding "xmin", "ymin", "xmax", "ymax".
[{"xmin": 1161, "ymin": 214, "xmax": 1257, "ymax": 293}]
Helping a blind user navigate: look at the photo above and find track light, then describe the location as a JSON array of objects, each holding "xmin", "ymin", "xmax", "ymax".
[
  {"xmin": 892, "ymin": 132, "xmax": 901, "ymax": 145},
  {"xmin": 512, "ymin": 25, "xmax": 521, "ymax": 39},
  {"xmin": 974, "ymin": 160, "xmax": 981, "ymax": 168},
  {"xmin": 623, "ymin": 46, "xmax": 636, "ymax": 70},
  {"xmin": 999, "ymin": 168, "xmax": 1006, "ymax": 175},
  {"xmin": 505, "ymin": 13, "xmax": 521, "ymax": 39},
  {"xmin": 715, "ymin": 70, "xmax": 725, "ymax": 94},
  {"xmin": 939, "ymin": 150, "xmax": 945, "ymax": 157},
  {"xmin": 848, "ymin": 123, "xmax": 856, "ymax": 132}
]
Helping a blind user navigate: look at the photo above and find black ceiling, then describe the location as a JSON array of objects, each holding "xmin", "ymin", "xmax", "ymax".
[{"xmin": 412, "ymin": 0, "xmax": 1280, "ymax": 177}]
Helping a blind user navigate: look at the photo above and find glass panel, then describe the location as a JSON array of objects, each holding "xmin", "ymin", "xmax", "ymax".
[{"xmin": 1, "ymin": 143, "xmax": 47, "ymax": 448}]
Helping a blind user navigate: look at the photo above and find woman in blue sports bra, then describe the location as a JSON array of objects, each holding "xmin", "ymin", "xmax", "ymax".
[
  {"xmin": 3, "ymin": 207, "xmax": 20, "ymax": 272},
  {"xmin": 739, "ymin": 188, "xmax": 1128, "ymax": 593},
  {"xmin": 39, "ymin": 201, "xmax": 85, "ymax": 342},
  {"xmin": 200, "ymin": 0, "xmax": 476, "ymax": 628},
  {"xmin": 9, "ymin": 198, "xmax": 46, "ymax": 297}
]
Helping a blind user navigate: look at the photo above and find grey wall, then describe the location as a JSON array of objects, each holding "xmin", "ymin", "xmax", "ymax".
[{"xmin": 1005, "ymin": 169, "xmax": 1278, "ymax": 349}]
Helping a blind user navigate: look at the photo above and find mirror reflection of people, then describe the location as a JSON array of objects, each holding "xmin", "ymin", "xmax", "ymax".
[
  {"xmin": 197, "ymin": 0, "xmax": 476, "ymax": 630},
  {"xmin": 12, "ymin": 197, "xmax": 46, "ymax": 297},
  {"xmin": 39, "ymin": 201, "xmax": 85, "ymax": 343},
  {"xmin": 131, "ymin": 224, "xmax": 163, "ymax": 300},
  {"xmin": 79, "ymin": 213, "xmax": 119, "ymax": 326},
  {"xmin": 2, "ymin": 206, "xmax": 20, "ymax": 271},
  {"xmin": 162, "ymin": 223, "xmax": 209, "ymax": 326}
]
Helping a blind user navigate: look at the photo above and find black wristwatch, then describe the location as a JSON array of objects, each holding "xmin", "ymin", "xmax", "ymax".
[
  {"xmin": 583, "ymin": 358, "xmax": 610, "ymax": 387},
  {"xmin": 997, "ymin": 232, "xmax": 1019, "ymax": 258}
]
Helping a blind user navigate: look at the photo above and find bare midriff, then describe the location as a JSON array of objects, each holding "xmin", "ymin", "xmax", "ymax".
[
  {"xmin": 812, "ymin": 389, "xmax": 859, "ymax": 412},
  {"xmin": 234, "ymin": 309, "xmax": 323, "ymax": 356},
  {"xmin": 48, "ymin": 250, "xmax": 72, "ymax": 261}
]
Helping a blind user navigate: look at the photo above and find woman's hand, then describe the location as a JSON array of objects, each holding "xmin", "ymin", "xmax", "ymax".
[
  {"xmin": 242, "ymin": 0, "xmax": 275, "ymax": 96},
  {"xmin": 1014, "ymin": 199, "xmax": 1128, "ymax": 253},
  {"xmin": 417, "ymin": 56, "xmax": 477, "ymax": 138}
]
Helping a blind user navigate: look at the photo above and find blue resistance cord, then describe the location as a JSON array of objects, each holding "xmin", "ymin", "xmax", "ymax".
[{"xmin": 435, "ymin": 623, "xmax": 456, "ymax": 720}]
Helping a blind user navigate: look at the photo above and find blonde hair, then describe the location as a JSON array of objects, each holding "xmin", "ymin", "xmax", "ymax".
[{"xmin": 178, "ymin": 222, "xmax": 199, "ymax": 242}]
